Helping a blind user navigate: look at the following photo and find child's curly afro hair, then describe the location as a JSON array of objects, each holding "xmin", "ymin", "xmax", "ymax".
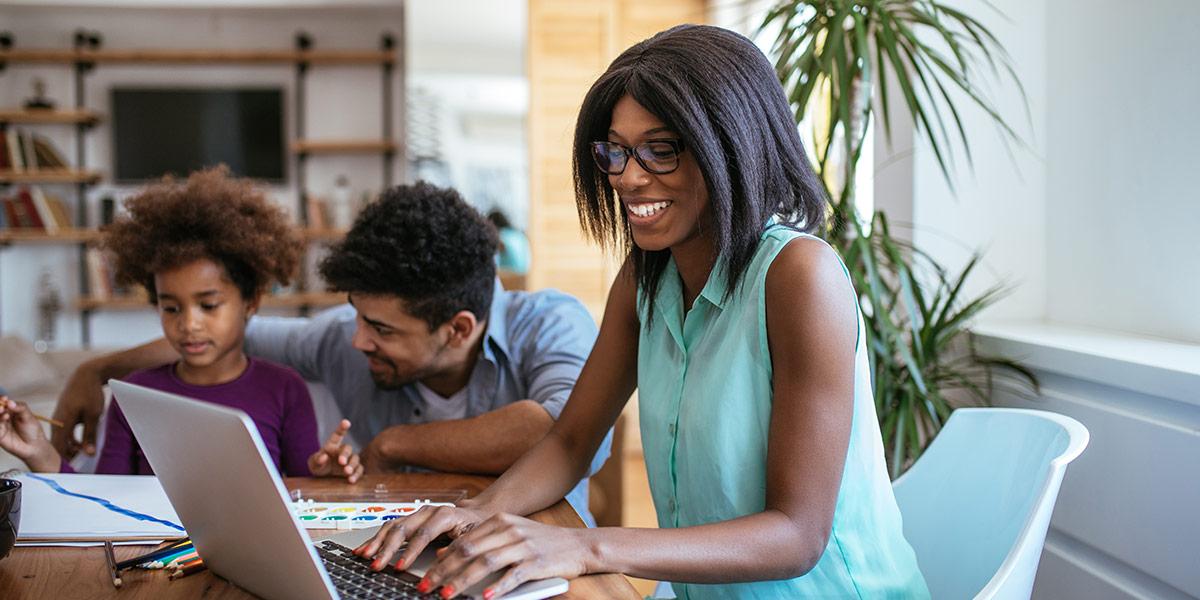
[{"xmin": 102, "ymin": 166, "xmax": 302, "ymax": 302}]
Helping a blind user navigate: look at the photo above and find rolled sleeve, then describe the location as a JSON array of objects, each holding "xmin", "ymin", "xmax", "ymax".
[{"xmin": 515, "ymin": 295, "xmax": 598, "ymax": 420}]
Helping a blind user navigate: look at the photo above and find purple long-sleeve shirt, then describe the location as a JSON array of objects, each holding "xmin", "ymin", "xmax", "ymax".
[{"xmin": 61, "ymin": 357, "xmax": 318, "ymax": 477}]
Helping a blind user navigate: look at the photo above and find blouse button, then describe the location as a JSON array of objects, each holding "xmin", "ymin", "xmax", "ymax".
[
  {"xmin": 667, "ymin": 423, "xmax": 676, "ymax": 436},
  {"xmin": 668, "ymin": 498, "xmax": 676, "ymax": 513}
]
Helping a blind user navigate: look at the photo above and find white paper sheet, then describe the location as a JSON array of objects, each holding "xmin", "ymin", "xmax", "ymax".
[{"xmin": 12, "ymin": 473, "xmax": 186, "ymax": 543}]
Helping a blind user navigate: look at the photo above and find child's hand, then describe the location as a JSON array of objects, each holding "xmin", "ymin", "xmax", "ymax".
[
  {"xmin": 0, "ymin": 397, "xmax": 63, "ymax": 472},
  {"xmin": 308, "ymin": 419, "xmax": 364, "ymax": 483}
]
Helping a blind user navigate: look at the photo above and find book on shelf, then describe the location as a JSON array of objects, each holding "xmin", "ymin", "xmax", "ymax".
[
  {"xmin": 14, "ymin": 188, "xmax": 45, "ymax": 229},
  {"xmin": 1, "ymin": 128, "xmax": 70, "ymax": 172},
  {"xmin": 5, "ymin": 128, "xmax": 23, "ymax": 172},
  {"xmin": 29, "ymin": 186, "xmax": 58, "ymax": 234},
  {"xmin": 1, "ymin": 186, "xmax": 74, "ymax": 232},
  {"xmin": 85, "ymin": 247, "xmax": 117, "ymax": 300},
  {"xmin": 306, "ymin": 196, "xmax": 331, "ymax": 231},
  {"xmin": 32, "ymin": 135, "xmax": 68, "ymax": 169},
  {"xmin": 0, "ymin": 128, "xmax": 8, "ymax": 171}
]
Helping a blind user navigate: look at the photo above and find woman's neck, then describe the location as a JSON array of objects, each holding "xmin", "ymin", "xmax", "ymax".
[
  {"xmin": 174, "ymin": 352, "xmax": 250, "ymax": 386},
  {"xmin": 671, "ymin": 234, "xmax": 718, "ymax": 313}
]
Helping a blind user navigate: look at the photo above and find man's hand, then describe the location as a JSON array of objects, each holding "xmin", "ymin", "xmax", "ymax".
[
  {"xmin": 308, "ymin": 419, "xmax": 364, "ymax": 483},
  {"xmin": 50, "ymin": 361, "xmax": 107, "ymax": 459},
  {"xmin": 361, "ymin": 431, "xmax": 402, "ymax": 474}
]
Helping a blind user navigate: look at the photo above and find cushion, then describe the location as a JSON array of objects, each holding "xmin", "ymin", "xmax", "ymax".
[{"xmin": 0, "ymin": 336, "xmax": 61, "ymax": 396}]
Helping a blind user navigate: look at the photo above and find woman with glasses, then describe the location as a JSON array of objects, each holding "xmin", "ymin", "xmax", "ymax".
[{"xmin": 357, "ymin": 24, "xmax": 929, "ymax": 599}]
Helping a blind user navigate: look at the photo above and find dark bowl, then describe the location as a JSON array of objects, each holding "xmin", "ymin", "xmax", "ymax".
[{"xmin": 0, "ymin": 478, "xmax": 21, "ymax": 560}]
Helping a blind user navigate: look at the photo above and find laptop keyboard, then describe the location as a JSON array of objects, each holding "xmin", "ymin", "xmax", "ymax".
[{"xmin": 317, "ymin": 540, "xmax": 440, "ymax": 600}]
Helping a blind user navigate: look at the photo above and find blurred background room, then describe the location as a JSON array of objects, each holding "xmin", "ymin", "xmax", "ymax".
[{"xmin": 0, "ymin": 1, "xmax": 1196, "ymax": 598}]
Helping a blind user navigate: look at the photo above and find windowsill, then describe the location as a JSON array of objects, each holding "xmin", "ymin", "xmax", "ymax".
[{"xmin": 971, "ymin": 320, "xmax": 1200, "ymax": 408}]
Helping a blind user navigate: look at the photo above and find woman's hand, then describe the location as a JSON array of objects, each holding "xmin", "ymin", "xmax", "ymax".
[
  {"xmin": 353, "ymin": 504, "xmax": 491, "ymax": 575},
  {"xmin": 420, "ymin": 513, "xmax": 596, "ymax": 599},
  {"xmin": 307, "ymin": 419, "xmax": 364, "ymax": 483}
]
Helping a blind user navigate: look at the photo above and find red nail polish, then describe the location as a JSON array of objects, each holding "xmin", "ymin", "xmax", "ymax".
[
  {"xmin": 440, "ymin": 585, "xmax": 456, "ymax": 599},
  {"xmin": 416, "ymin": 577, "xmax": 431, "ymax": 594},
  {"xmin": 371, "ymin": 559, "xmax": 382, "ymax": 570},
  {"xmin": 483, "ymin": 588, "xmax": 495, "ymax": 600}
]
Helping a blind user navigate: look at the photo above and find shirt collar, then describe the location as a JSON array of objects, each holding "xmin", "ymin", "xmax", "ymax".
[{"xmin": 482, "ymin": 279, "xmax": 511, "ymax": 362}]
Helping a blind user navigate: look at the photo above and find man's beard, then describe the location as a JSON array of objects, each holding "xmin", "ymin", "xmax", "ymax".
[{"xmin": 363, "ymin": 339, "xmax": 452, "ymax": 391}]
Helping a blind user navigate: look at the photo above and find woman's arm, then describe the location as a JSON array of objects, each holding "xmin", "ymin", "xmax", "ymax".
[{"xmin": 412, "ymin": 239, "xmax": 860, "ymax": 598}]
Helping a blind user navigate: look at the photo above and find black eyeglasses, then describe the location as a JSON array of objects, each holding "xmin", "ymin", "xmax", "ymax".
[{"xmin": 589, "ymin": 139, "xmax": 685, "ymax": 175}]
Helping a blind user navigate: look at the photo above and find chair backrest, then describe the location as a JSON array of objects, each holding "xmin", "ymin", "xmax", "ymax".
[{"xmin": 891, "ymin": 408, "xmax": 1088, "ymax": 600}]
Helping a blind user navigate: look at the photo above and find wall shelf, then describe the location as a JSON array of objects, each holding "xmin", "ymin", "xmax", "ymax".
[
  {"xmin": 77, "ymin": 291, "xmax": 347, "ymax": 311},
  {"xmin": 0, "ymin": 109, "xmax": 102, "ymax": 125},
  {"xmin": 1, "ymin": 29, "xmax": 399, "ymax": 346},
  {"xmin": 302, "ymin": 228, "xmax": 348, "ymax": 242},
  {"xmin": 0, "ymin": 228, "xmax": 101, "ymax": 244},
  {"xmin": 0, "ymin": 170, "xmax": 103, "ymax": 184},
  {"xmin": 291, "ymin": 139, "xmax": 397, "ymax": 155},
  {"xmin": 0, "ymin": 48, "xmax": 395, "ymax": 65}
]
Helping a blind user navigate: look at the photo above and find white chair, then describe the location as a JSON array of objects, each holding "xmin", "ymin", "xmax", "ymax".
[{"xmin": 891, "ymin": 408, "xmax": 1089, "ymax": 600}]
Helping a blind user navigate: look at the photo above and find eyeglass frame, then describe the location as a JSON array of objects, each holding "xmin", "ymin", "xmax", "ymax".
[{"xmin": 589, "ymin": 139, "xmax": 686, "ymax": 175}]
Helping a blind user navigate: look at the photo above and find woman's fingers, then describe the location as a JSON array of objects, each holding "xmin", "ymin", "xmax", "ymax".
[
  {"xmin": 424, "ymin": 517, "xmax": 530, "ymax": 595},
  {"xmin": 393, "ymin": 507, "xmax": 461, "ymax": 571}
]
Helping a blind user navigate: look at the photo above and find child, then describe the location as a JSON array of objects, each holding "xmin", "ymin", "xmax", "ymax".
[{"xmin": 0, "ymin": 167, "xmax": 361, "ymax": 482}]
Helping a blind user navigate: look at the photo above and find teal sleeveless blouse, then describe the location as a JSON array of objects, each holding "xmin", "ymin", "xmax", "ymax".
[{"xmin": 637, "ymin": 225, "xmax": 930, "ymax": 599}]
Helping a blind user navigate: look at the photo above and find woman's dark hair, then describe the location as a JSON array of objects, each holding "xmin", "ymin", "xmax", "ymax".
[
  {"xmin": 319, "ymin": 181, "xmax": 498, "ymax": 330},
  {"xmin": 103, "ymin": 166, "xmax": 302, "ymax": 303},
  {"xmin": 572, "ymin": 24, "xmax": 827, "ymax": 313}
]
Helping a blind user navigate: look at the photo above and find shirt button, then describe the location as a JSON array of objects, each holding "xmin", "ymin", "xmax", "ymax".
[
  {"xmin": 667, "ymin": 423, "xmax": 676, "ymax": 436},
  {"xmin": 668, "ymin": 499, "xmax": 676, "ymax": 513}
]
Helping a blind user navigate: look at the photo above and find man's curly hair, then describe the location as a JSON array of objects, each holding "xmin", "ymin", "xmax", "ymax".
[
  {"xmin": 319, "ymin": 181, "xmax": 498, "ymax": 330},
  {"xmin": 103, "ymin": 166, "xmax": 302, "ymax": 303}
]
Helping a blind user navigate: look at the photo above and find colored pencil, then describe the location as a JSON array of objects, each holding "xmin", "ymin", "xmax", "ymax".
[
  {"xmin": 104, "ymin": 541, "xmax": 123, "ymax": 588},
  {"xmin": 169, "ymin": 562, "xmax": 208, "ymax": 580},
  {"xmin": 163, "ymin": 550, "xmax": 199, "ymax": 569},
  {"xmin": 116, "ymin": 539, "xmax": 193, "ymax": 571},
  {"xmin": 140, "ymin": 546, "xmax": 196, "ymax": 569},
  {"xmin": 146, "ymin": 548, "xmax": 197, "ymax": 569}
]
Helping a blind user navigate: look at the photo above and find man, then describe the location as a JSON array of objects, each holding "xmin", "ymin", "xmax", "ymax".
[{"xmin": 52, "ymin": 182, "xmax": 608, "ymax": 524}]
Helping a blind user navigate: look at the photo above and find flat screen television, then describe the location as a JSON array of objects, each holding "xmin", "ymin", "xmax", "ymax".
[{"xmin": 111, "ymin": 88, "xmax": 285, "ymax": 182}]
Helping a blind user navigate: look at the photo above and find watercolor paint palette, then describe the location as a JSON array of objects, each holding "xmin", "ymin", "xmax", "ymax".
[{"xmin": 291, "ymin": 501, "xmax": 455, "ymax": 530}]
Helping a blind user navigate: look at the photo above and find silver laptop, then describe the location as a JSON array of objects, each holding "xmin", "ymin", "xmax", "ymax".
[{"xmin": 111, "ymin": 379, "xmax": 568, "ymax": 600}]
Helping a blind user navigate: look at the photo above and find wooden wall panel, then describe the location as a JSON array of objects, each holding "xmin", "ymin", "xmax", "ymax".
[{"xmin": 528, "ymin": 0, "xmax": 707, "ymax": 317}]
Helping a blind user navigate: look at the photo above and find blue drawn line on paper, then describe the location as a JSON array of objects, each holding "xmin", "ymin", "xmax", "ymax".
[{"xmin": 26, "ymin": 473, "xmax": 185, "ymax": 532}]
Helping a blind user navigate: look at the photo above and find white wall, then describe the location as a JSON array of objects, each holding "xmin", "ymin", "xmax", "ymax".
[
  {"xmin": 905, "ymin": 0, "xmax": 1048, "ymax": 322},
  {"xmin": 1042, "ymin": 0, "xmax": 1200, "ymax": 343},
  {"xmin": 906, "ymin": 2, "xmax": 1200, "ymax": 598},
  {"xmin": 0, "ymin": 1, "xmax": 527, "ymax": 348}
]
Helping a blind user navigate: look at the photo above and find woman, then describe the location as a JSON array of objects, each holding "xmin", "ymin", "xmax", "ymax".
[{"xmin": 356, "ymin": 24, "xmax": 929, "ymax": 599}]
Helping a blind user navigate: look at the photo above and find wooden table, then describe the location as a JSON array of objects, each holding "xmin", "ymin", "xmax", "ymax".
[{"xmin": 0, "ymin": 473, "xmax": 638, "ymax": 599}]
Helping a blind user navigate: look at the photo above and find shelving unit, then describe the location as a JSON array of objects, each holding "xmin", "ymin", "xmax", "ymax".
[{"xmin": 0, "ymin": 29, "xmax": 401, "ymax": 346}]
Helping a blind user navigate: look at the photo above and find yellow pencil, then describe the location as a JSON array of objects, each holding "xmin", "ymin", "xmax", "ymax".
[{"xmin": 34, "ymin": 413, "xmax": 66, "ymax": 428}]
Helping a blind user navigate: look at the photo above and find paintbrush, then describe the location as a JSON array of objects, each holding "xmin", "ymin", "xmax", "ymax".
[{"xmin": 0, "ymin": 386, "xmax": 65, "ymax": 428}]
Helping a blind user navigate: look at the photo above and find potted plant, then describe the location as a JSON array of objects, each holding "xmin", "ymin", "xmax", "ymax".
[{"xmin": 761, "ymin": 0, "xmax": 1037, "ymax": 476}]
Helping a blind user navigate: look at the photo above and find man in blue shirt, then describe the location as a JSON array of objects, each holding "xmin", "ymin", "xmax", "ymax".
[{"xmin": 50, "ymin": 182, "xmax": 608, "ymax": 524}]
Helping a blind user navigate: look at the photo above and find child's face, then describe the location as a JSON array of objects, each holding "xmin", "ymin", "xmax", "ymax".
[{"xmin": 155, "ymin": 258, "xmax": 258, "ymax": 384}]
